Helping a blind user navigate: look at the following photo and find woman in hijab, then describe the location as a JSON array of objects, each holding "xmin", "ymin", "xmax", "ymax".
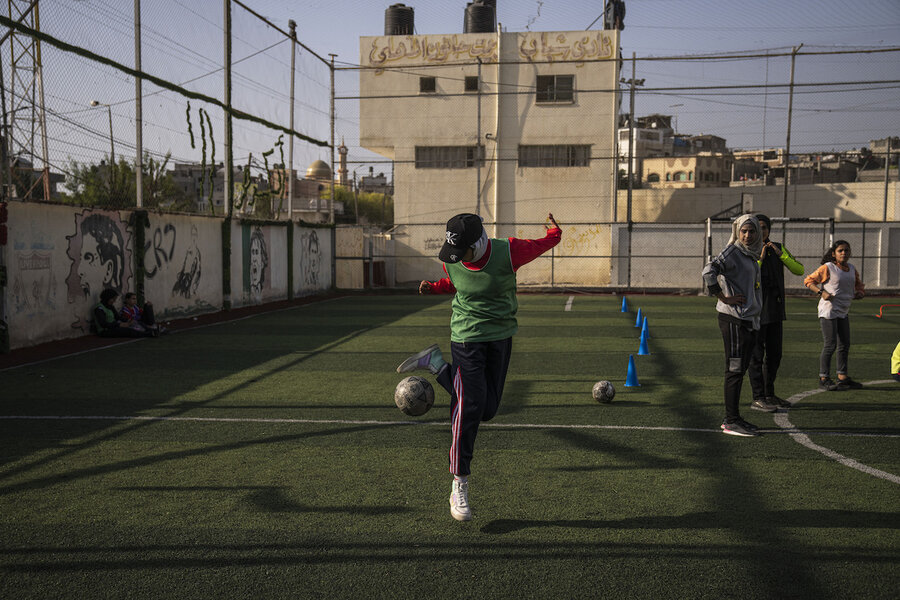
[{"xmin": 701, "ymin": 214, "xmax": 764, "ymax": 437}]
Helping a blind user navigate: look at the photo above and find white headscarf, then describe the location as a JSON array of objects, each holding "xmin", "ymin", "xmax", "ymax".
[
  {"xmin": 470, "ymin": 229, "xmax": 489, "ymax": 262},
  {"xmin": 727, "ymin": 214, "xmax": 763, "ymax": 259}
]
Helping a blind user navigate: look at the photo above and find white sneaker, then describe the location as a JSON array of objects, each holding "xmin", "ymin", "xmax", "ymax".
[
  {"xmin": 397, "ymin": 344, "xmax": 446, "ymax": 375},
  {"xmin": 449, "ymin": 479, "xmax": 472, "ymax": 521}
]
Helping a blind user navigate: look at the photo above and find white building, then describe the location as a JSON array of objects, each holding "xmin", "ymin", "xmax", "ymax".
[{"xmin": 359, "ymin": 28, "xmax": 620, "ymax": 285}]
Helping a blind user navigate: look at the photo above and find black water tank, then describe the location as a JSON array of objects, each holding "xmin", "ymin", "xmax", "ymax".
[
  {"xmin": 464, "ymin": 1, "xmax": 495, "ymax": 34},
  {"xmin": 385, "ymin": 3, "xmax": 414, "ymax": 36}
]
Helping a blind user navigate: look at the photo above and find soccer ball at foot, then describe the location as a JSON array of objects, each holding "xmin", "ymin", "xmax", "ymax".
[
  {"xmin": 592, "ymin": 380, "xmax": 615, "ymax": 403},
  {"xmin": 395, "ymin": 376, "xmax": 435, "ymax": 416}
]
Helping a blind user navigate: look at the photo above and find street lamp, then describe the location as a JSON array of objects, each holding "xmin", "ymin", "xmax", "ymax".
[{"xmin": 90, "ymin": 100, "xmax": 114, "ymax": 164}]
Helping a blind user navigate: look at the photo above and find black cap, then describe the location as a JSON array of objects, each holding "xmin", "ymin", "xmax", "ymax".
[{"xmin": 439, "ymin": 213, "xmax": 484, "ymax": 263}]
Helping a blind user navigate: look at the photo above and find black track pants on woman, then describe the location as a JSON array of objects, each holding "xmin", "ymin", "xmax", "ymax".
[
  {"xmin": 718, "ymin": 313, "xmax": 758, "ymax": 423},
  {"xmin": 435, "ymin": 338, "xmax": 513, "ymax": 476}
]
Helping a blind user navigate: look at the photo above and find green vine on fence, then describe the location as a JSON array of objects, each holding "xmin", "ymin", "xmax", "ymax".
[
  {"xmin": 234, "ymin": 154, "xmax": 253, "ymax": 211},
  {"xmin": 186, "ymin": 101, "xmax": 195, "ymax": 149},
  {"xmin": 204, "ymin": 109, "xmax": 216, "ymax": 212}
]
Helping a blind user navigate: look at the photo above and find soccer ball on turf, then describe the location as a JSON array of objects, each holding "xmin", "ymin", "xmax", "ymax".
[
  {"xmin": 592, "ymin": 380, "xmax": 615, "ymax": 403},
  {"xmin": 395, "ymin": 376, "xmax": 435, "ymax": 416}
]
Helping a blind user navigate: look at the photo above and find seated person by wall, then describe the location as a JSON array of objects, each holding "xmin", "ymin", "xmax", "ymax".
[
  {"xmin": 119, "ymin": 292, "xmax": 167, "ymax": 335},
  {"xmin": 93, "ymin": 289, "xmax": 156, "ymax": 338}
]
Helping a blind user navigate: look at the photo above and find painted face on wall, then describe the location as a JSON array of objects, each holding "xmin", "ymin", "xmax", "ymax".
[
  {"xmin": 77, "ymin": 232, "xmax": 114, "ymax": 298},
  {"xmin": 250, "ymin": 237, "xmax": 262, "ymax": 288}
]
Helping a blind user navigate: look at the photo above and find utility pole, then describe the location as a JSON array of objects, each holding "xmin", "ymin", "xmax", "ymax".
[
  {"xmin": 329, "ymin": 54, "xmax": 336, "ymax": 224},
  {"xmin": 885, "ymin": 137, "xmax": 893, "ymax": 222},
  {"xmin": 287, "ymin": 19, "xmax": 296, "ymax": 221},
  {"xmin": 621, "ymin": 53, "xmax": 644, "ymax": 289},
  {"xmin": 134, "ymin": 0, "xmax": 142, "ymax": 207},
  {"xmin": 782, "ymin": 43, "xmax": 802, "ymax": 218},
  {"xmin": 223, "ymin": 0, "xmax": 233, "ymax": 217}
]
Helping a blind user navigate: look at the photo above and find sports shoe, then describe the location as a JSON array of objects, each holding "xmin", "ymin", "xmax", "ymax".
[
  {"xmin": 768, "ymin": 395, "xmax": 791, "ymax": 409},
  {"xmin": 818, "ymin": 377, "xmax": 838, "ymax": 391},
  {"xmin": 750, "ymin": 398, "xmax": 778, "ymax": 413},
  {"xmin": 736, "ymin": 418, "xmax": 761, "ymax": 433},
  {"xmin": 450, "ymin": 479, "xmax": 472, "ymax": 521},
  {"xmin": 397, "ymin": 344, "xmax": 446, "ymax": 375},
  {"xmin": 721, "ymin": 420, "xmax": 760, "ymax": 437},
  {"xmin": 836, "ymin": 377, "xmax": 863, "ymax": 390}
]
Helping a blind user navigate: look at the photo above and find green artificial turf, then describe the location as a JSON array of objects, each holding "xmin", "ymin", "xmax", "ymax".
[{"xmin": 1, "ymin": 294, "xmax": 898, "ymax": 599}]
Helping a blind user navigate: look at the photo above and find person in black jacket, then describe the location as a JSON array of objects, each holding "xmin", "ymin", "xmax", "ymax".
[{"xmin": 747, "ymin": 215, "xmax": 804, "ymax": 412}]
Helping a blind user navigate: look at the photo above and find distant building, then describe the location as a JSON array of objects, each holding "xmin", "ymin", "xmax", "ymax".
[
  {"xmin": 359, "ymin": 24, "xmax": 620, "ymax": 284},
  {"xmin": 269, "ymin": 159, "xmax": 343, "ymax": 222},
  {"xmin": 642, "ymin": 154, "xmax": 733, "ymax": 189},
  {"xmin": 870, "ymin": 137, "xmax": 899, "ymax": 167},
  {"xmin": 358, "ymin": 167, "xmax": 393, "ymax": 195}
]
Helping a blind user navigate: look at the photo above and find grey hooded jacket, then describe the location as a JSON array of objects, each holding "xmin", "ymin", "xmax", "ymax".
[{"xmin": 701, "ymin": 244, "xmax": 762, "ymax": 330}]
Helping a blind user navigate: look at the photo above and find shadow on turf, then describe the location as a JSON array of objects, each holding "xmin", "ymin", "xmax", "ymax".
[
  {"xmin": 110, "ymin": 485, "xmax": 409, "ymax": 515},
  {"xmin": 480, "ymin": 509, "xmax": 900, "ymax": 535}
]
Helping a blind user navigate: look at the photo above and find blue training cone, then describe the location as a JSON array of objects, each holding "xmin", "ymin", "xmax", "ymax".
[
  {"xmin": 638, "ymin": 328, "xmax": 650, "ymax": 355},
  {"xmin": 641, "ymin": 316, "xmax": 649, "ymax": 339},
  {"xmin": 621, "ymin": 296, "xmax": 628, "ymax": 312},
  {"xmin": 625, "ymin": 354, "xmax": 641, "ymax": 387},
  {"xmin": 635, "ymin": 307, "xmax": 643, "ymax": 327}
]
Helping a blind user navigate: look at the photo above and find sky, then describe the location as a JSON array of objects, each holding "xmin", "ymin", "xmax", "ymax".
[{"xmin": 5, "ymin": 0, "xmax": 900, "ymax": 182}]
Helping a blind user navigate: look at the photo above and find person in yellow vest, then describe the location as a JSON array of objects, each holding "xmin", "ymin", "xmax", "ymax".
[
  {"xmin": 398, "ymin": 212, "xmax": 561, "ymax": 521},
  {"xmin": 892, "ymin": 341, "xmax": 900, "ymax": 383}
]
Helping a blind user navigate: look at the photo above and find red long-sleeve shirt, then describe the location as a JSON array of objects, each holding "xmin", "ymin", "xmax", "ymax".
[{"xmin": 426, "ymin": 227, "xmax": 562, "ymax": 294}]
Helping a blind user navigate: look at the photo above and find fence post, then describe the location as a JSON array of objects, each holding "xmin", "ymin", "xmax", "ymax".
[{"xmin": 134, "ymin": 0, "xmax": 143, "ymax": 208}]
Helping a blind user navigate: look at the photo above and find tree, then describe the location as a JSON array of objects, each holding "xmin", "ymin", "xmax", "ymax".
[
  {"xmin": 325, "ymin": 185, "xmax": 393, "ymax": 227},
  {"xmin": 61, "ymin": 153, "xmax": 192, "ymax": 211}
]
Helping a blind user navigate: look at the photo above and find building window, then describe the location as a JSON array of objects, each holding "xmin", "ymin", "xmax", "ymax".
[
  {"xmin": 647, "ymin": 173, "xmax": 660, "ymax": 183},
  {"xmin": 464, "ymin": 76, "xmax": 479, "ymax": 92},
  {"xmin": 674, "ymin": 171, "xmax": 687, "ymax": 181},
  {"xmin": 518, "ymin": 145, "xmax": 591, "ymax": 167},
  {"xmin": 688, "ymin": 171, "xmax": 693, "ymax": 181},
  {"xmin": 665, "ymin": 173, "xmax": 671, "ymax": 181},
  {"xmin": 415, "ymin": 146, "xmax": 484, "ymax": 169},
  {"xmin": 535, "ymin": 75, "xmax": 574, "ymax": 103},
  {"xmin": 419, "ymin": 77, "xmax": 436, "ymax": 93}
]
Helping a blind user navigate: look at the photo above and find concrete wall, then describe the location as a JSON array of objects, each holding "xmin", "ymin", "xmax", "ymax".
[
  {"xmin": 143, "ymin": 213, "xmax": 222, "ymax": 318},
  {"xmin": 0, "ymin": 201, "xmax": 336, "ymax": 350},
  {"xmin": 618, "ymin": 181, "xmax": 899, "ymax": 223}
]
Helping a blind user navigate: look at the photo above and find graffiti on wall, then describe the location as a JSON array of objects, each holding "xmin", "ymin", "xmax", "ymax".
[
  {"xmin": 299, "ymin": 229, "xmax": 322, "ymax": 288},
  {"xmin": 144, "ymin": 223, "xmax": 176, "ymax": 279},
  {"xmin": 249, "ymin": 226, "xmax": 269, "ymax": 299},
  {"xmin": 368, "ymin": 35, "xmax": 498, "ymax": 70},
  {"xmin": 172, "ymin": 224, "xmax": 202, "ymax": 298},
  {"xmin": 518, "ymin": 32, "xmax": 615, "ymax": 64},
  {"xmin": 11, "ymin": 250, "xmax": 57, "ymax": 314},
  {"xmin": 64, "ymin": 210, "xmax": 133, "ymax": 331}
]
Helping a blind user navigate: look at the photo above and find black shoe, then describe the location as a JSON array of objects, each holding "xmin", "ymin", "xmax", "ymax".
[
  {"xmin": 750, "ymin": 398, "xmax": 778, "ymax": 413},
  {"xmin": 736, "ymin": 418, "xmax": 761, "ymax": 433},
  {"xmin": 819, "ymin": 378, "xmax": 838, "ymax": 391},
  {"xmin": 836, "ymin": 377, "xmax": 863, "ymax": 390},
  {"xmin": 768, "ymin": 395, "xmax": 791, "ymax": 409},
  {"xmin": 721, "ymin": 420, "xmax": 760, "ymax": 437}
]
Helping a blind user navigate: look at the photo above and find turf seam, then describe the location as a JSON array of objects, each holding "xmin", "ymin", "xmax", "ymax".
[{"xmin": 0, "ymin": 414, "xmax": 897, "ymax": 439}]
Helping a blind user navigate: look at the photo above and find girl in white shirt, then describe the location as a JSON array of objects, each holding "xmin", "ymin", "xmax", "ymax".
[{"xmin": 804, "ymin": 240, "xmax": 866, "ymax": 390}]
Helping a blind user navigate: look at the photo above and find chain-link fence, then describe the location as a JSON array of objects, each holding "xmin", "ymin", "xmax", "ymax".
[
  {"xmin": 1, "ymin": 0, "xmax": 331, "ymax": 217},
  {"xmin": 2, "ymin": 4, "xmax": 898, "ymax": 291}
]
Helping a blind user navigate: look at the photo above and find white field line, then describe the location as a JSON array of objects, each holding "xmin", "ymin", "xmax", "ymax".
[
  {"xmin": 0, "ymin": 296, "xmax": 340, "ymax": 373},
  {"xmin": 775, "ymin": 380, "xmax": 900, "ymax": 485},
  {"xmin": 0, "ymin": 414, "xmax": 897, "ymax": 439},
  {"xmin": 565, "ymin": 296, "xmax": 574, "ymax": 311}
]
